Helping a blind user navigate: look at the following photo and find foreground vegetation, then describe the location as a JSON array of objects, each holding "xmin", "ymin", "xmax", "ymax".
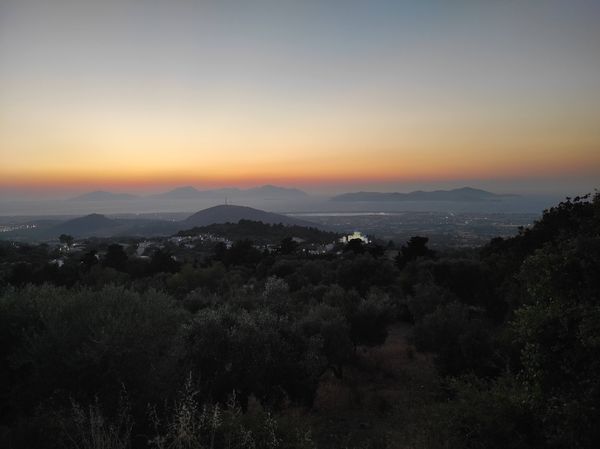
[{"xmin": 0, "ymin": 193, "xmax": 599, "ymax": 448}]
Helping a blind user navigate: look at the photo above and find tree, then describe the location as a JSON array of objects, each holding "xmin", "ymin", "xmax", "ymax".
[
  {"xmin": 212, "ymin": 241, "xmax": 228, "ymax": 262},
  {"xmin": 412, "ymin": 302, "xmax": 498, "ymax": 377},
  {"xmin": 279, "ymin": 236, "xmax": 299, "ymax": 255},
  {"xmin": 103, "ymin": 244, "xmax": 128, "ymax": 271},
  {"xmin": 349, "ymin": 293, "xmax": 391, "ymax": 348},
  {"xmin": 80, "ymin": 250, "xmax": 99, "ymax": 272},
  {"xmin": 337, "ymin": 254, "xmax": 396, "ymax": 294},
  {"xmin": 59, "ymin": 234, "xmax": 74, "ymax": 247},
  {"xmin": 512, "ymin": 236, "xmax": 600, "ymax": 448},
  {"xmin": 183, "ymin": 307, "xmax": 317, "ymax": 408},
  {"xmin": 344, "ymin": 238, "xmax": 365, "ymax": 254},
  {"xmin": 148, "ymin": 249, "xmax": 180, "ymax": 274},
  {"xmin": 367, "ymin": 243, "xmax": 385, "ymax": 258},
  {"xmin": 300, "ymin": 305, "xmax": 354, "ymax": 379},
  {"xmin": 396, "ymin": 236, "xmax": 436, "ymax": 269},
  {"xmin": 224, "ymin": 240, "xmax": 262, "ymax": 267},
  {"xmin": 0, "ymin": 285, "xmax": 184, "ymax": 432},
  {"xmin": 438, "ymin": 377, "xmax": 538, "ymax": 449}
]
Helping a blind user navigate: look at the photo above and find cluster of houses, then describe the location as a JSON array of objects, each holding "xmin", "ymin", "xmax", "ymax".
[{"xmin": 47, "ymin": 229, "xmax": 373, "ymax": 267}]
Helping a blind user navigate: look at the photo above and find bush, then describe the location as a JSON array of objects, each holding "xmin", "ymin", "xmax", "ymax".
[
  {"xmin": 412, "ymin": 303, "xmax": 498, "ymax": 377},
  {"xmin": 0, "ymin": 285, "xmax": 185, "ymax": 427}
]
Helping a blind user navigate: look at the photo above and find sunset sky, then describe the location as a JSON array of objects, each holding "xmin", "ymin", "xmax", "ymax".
[{"xmin": 1, "ymin": 0, "xmax": 599, "ymax": 197}]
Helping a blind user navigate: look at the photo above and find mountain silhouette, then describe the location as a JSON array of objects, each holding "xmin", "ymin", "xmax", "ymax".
[
  {"xmin": 151, "ymin": 185, "xmax": 307, "ymax": 200},
  {"xmin": 51, "ymin": 213, "xmax": 120, "ymax": 236},
  {"xmin": 66, "ymin": 185, "xmax": 309, "ymax": 202},
  {"xmin": 244, "ymin": 185, "xmax": 308, "ymax": 199},
  {"xmin": 69, "ymin": 191, "xmax": 138, "ymax": 201},
  {"xmin": 331, "ymin": 187, "xmax": 517, "ymax": 202},
  {"xmin": 2, "ymin": 205, "xmax": 324, "ymax": 241},
  {"xmin": 183, "ymin": 205, "xmax": 311, "ymax": 227},
  {"xmin": 151, "ymin": 186, "xmax": 206, "ymax": 199}
]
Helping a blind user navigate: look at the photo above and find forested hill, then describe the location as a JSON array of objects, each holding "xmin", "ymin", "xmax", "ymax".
[
  {"xmin": 183, "ymin": 204, "xmax": 311, "ymax": 227},
  {"xmin": 177, "ymin": 219, "xmax": 339, "ymax": 243}
]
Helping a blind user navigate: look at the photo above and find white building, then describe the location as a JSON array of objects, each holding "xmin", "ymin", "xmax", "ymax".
[{"xmin": 339, "ymin": 231, "xmax": 370, "ymax": 244}]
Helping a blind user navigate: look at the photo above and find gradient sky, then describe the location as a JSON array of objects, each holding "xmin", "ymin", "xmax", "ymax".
[{"xmin": 1, "ymin": 0, "xmax": 599, "ymax": 197}]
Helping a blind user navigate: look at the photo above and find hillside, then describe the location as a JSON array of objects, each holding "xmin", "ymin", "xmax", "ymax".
[
  {"xmin": 50, "ymin": 213, "xmax": 120, "ymax": 236},
  {"xmin": 178, "ymin": 219, "xmax": 338, "ymax": 243},
  {"xmin": 1, "ymin": 205, "xmax": 322, "ymax": 241},
  {"xmin": 183, "ymin": 204, "xmax": 313, "ymax": 227}
]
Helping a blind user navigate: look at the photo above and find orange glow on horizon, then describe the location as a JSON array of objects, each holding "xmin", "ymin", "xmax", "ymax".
[{"xmin": 2, "ymin": 149, "xmax": 598, "ymax": 193}]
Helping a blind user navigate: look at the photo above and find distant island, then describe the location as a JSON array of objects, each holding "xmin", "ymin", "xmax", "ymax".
[{"xmin": 331, "ymin": 187, "xmax": 518, "ymax": 202}]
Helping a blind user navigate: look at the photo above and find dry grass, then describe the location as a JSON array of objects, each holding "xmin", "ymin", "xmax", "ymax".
[{"xmin": 309, "ymin": 324, "xmax": 440, "ymax": 449}]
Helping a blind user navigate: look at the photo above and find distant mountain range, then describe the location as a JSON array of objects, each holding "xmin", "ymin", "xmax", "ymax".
[
  {"xmin": 246, "ymin": 185, "xmax": 308, "ymax": 199},
  {"xmin": 69, "ymin": 191, "xmax": 139, "ymax": 201},
  {"xmin": 331, "ymin": 187, "xmax": 518, "ymax": 202},
  {"xmin": 67, "ymin": 186, "xmax": 519, "ymax": 204},
  {"xmin": 70, "ymin": 185, "xmax": 308, "ymax": 201},
  {"xmin": 3, "ymin": 205, "xmax": 318, "ymax": 240},
  {"xmin": 151, "ymin": 186, "xmax": 207, "ymax": 199}
]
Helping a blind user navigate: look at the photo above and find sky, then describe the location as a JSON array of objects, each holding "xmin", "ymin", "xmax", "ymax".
[{"xmin": 1, "ymin": 0, "xmax": 599, "ymax": 198}]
